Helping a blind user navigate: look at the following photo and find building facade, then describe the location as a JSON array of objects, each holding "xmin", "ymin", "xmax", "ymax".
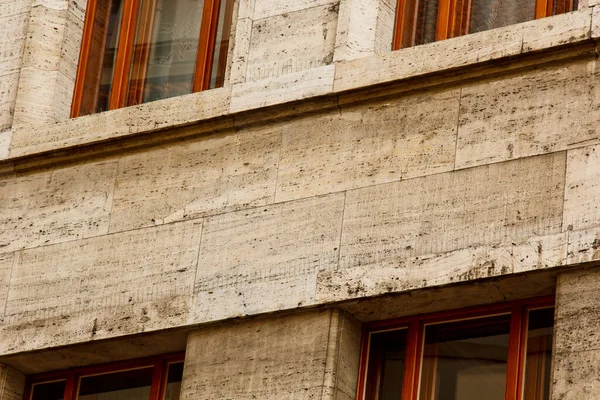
[{"xmin": 0, "ymin": 0, "xmax": 599, "ymax": 398}]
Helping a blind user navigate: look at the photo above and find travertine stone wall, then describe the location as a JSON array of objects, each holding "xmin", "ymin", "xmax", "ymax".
[
  {"xmin": 552, "ymin": 268, "xmax": 600, "ymax": 399},
  {"xmin": 180, "ymin": 309, "xmax": 361, "ymax": 400},
  {"xmin": 0, "ymin": 364, "xmax": 25, "ymax": 400}
]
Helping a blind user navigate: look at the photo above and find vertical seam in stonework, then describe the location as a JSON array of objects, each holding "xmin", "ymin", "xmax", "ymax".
[
  {"xmin": 272, "ymin": 128, "xmax": 283, "ymax": 203},
  {"xmin": 320, "ymin": 309, "xmax": 335, "ymax": 400},
  {"xmin": 560, "ymin": 150, "xmax": 568, "ymax": 232},
  {"xmin": 332, "ymin": 313, "xmax": 345, "ymax": 400},
  {"xmin": 2, "ymin": 251, "xmax": 20, "ymax": 324},
  {"xmin": 192, "ymin": 219, "xmax": 206, "ymax": 297},
  {"xmin": 452, "ymin": 88, "xmax": 463, "ymax": 171},
  {"xmin": 9, "ymin": 3, "xmax": 33, "ymax": 130},
  {"xmin": 106, "ymin": 160, "xmax": 122, "ymax": 234},
  {"xmin": 336, "ymin": 191, "xmax": 347, "ymax": 270}
]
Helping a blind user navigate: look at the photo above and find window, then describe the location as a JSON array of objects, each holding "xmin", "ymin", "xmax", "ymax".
[
  {"xmin": 72, "ymin": 0, "xmax": 235, "ymax": 117},
  {"xmin": 358, "ymin": 297, "xmax": 554, "ymax": 400},
  {"xmin": 24, "ymin": 353, "xmax": 184, "ymax": 400},
  {"xmin": 393, "ymin": 0, "xmax": 575, "ymax": 49}
]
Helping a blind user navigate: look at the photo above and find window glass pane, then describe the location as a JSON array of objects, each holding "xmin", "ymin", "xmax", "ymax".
[
  {"xmin": 133, "ymin": 0, "xmax": 205, "ymax": 104},
  {"xmin": 209, "ymin": 0, "xmax": 234, "ymax": 89},
  {"xmin": 77, "ymin": 367, "xmax": 153, "ymax": 400},
  {"xmin": 522, "ymin": 308, "xmax": 554, "ymax": 400},
  {"xmin": 469, "ymin": 0, "xmax": 535, "ymax": 34},
  {"xmin": 413, "ymin": 0, "xmax": 439, "ymax": 46},
  {"xmin": 419, "ymin": 314, "xmax": 511, "ymax": 400},
  {"xmin": 31, "ymin": 380, "xmax": 66, "ymax": 400},
  {"xmin": 365, "ymin": 328, "xmax": 408, "ymax": 400},
  {"xmin": 164, "ymin": 362, "xmax": 184, "ymax": 400},
  {"xmin": 80, "ymin": 0, "xmax": 124, "ymax": 115}
]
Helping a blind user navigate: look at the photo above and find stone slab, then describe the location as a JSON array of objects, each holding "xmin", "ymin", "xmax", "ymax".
[
  {"xmin": 275, "ymin": 88, "xmax": 459, "ymax": 202},
  {"xmin": 552, "ymin": 349, "xmax": 600, "ymax": 400},
  {"xmin": 0, "ymin": 131, "xmax": 10, "ymax": 160},
  {"xmin": 194, "ymin": 193, "xmax": 344, "ymax": 322},
  {"xmin": 0, "ymin": 74, "xmax": 21, "ymax": 132},
  {"xmin": 253, "ymin": 0, "xmax": 338, "ymax": 20},
  {"xmin": 181, "ymin": 309, "xmax": 352, "ymax": 400},
  {"xmin": 333, "ymin": 8, "xmax": 592, "ymax": 93},
  {"xmin": 0, "ymin": 364, "xmax": 25, "ymax": 400},
  {"xmin": 0, "ymin": 253, "xmax": 15, "ymax": 323},
  {"xmin": 564, "ymin": 145, "xmax": 600, "ymax": 232},
  {"xmin": 339, "ymin": 153, "xmax": 566, "ymax": 271},
  {"xmin": 228, "ymin": 18, "xmax": 252, "ymax": 85},
  {"xmin": 566, "ymin": 228, "xmax": 600, "ymax": 266},
  {"xmin": 0, "ymin": 12, "xmax": 28, "ymax": 77},
  {"xmin": 230, "ymin": 64, "xmax": 335, "ymax": 113},
  {"xmin": 110, "ymin": 126, "xmax": 280, "ymax": 232},
  {"xmin": 0, "ymin": 220, "xmax": 202, "ymax": 355},
  {"xmin": 22, "ymin": 5, "xmax": 67, "ymax": 71},
  {"xmin": 0, "ymin": 161, "xmax": 117, "ymax": 254},
  {"xmin": 456, "ymin": 58, "xmax": 599, "ymax": 169},
  {"xmin": 246, "ymin": 5, "xmax": 338, "ymax": 83}
]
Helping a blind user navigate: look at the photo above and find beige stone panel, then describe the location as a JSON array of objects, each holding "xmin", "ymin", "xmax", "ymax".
[
  {"xmin": 0, "ymin": 12, "xmax": 29, "ymax": 76},
  {"xmin": 564, "ymin": 145, "xmax": 600, "ymax": 232},
  {"xmin": 110, "ymin": 126, "xmax": 280, "ymax": 232},
  {"xmin": 181, "ymin": 309, "xmax": 357, "ymax": 400},
  {"xmin": 194, "ymin": 194, "xmax": 344, "ymax": 322},
  {"xmin": 253, "ymin": 0, "xmax": 338, "ymax": 19},
  {"xmin": 318, "ymin": 231, "xmax": 567, "ymax": 302},
  {"xmin": 552, "ymin": 349, "xmax": 600, "ymax": 400},
  {"xmin": 566, "ymin": 228, "xmax": 600, "ymax": 265},
  {"xmin": 51, "ymin": 71, "xmax": 75, "ymax": 121},
  {"xmin": 0, "ymin": 364, "xmax": 25, "ymax": 400},
  {"xmin": 1, "ymin": 220, "xmax": 202, "ymax": 354},
  {"xmin": 340, "ymin": 153, "xmax": 565, "ymax": 271},
  {"xmin": 0, "ymin": 73, "xmax": 21, "ymax": 132},
  {"xmin": 374, "ymin": 0, "xmax": 395, "ymax": 55},
  {"xmin": 0, "ymin": 161, "xmax": 117, "ymax": 254},
  {"xmin": 0, "ymin": 253, "xmax": 15, "ymax": 322},
  {"xmin": 228, "ymin": 18, "xmax": 252, "ymax": 84},
  {"xmin": 333, "ymin": 312, "xmax": 361, "ymax": 399},
  {"xmin": 58, "ymin": 7, "xmax": 85, "ymax": 84},
  {"xmin": 12, "ymin": 67, "xmax": 61, "ymax": 129},
  {"xmin": 0, "ymin": 0, "xmax": 30, "ymax": 16},
  {"xmin": 333, "ymin": 8, "xmax": 592, "ymax": 93},
  {"xmin": 276, "ymin": 89, "xmax": 458, "ymax": 202},
  {"xmin": 9, "ymin": 87, "xmax": 232, "ymax": 158},
  {"xmin": 230, "ymin": 64, "xmax": 335, "ymax": 113},
  {"xmin": 0, "ymin": 131, "xmax": 10, "ymax": 160},
  {"xmin": 237, "ymin": 0, "xmax": 255, "ymax": 19},
  {"xmin": 593, "ymin": 4, "xmax": 600, "ymax": 36},
  {"xmin": 22, "ymin": 5, "xmax": 67, "ymax": 71},
  {"xmin": 456, "ymin": 60, "xmax": 598, "ymax": 169},
  {"xmin": 246, "ymin": 5, "xmax": 338, "ymax": 83},
  {"xmin": 33, "ymin": 0, "xmax": 69, "ymax": 10}
]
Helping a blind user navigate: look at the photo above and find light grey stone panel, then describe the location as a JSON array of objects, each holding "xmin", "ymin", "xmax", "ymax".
[
  {"xmin": 12, "ymin": 67, "xmax": 62, "ymax": 129},
  {"xmin": 456, "ymin": 59, "xmax": 599, "ymax": 169},
  {"xmin": 552, "ymin": 349, "xmax": 600, "ymax": 400},
  {"xmin": 566, "ymin": 228, "xmax": 600, "ymax": 265},
  {"xmin": 0, "ymin": 161, "xmax": 117, "ymax": 254},
  {"xmin": 229, "ymin": 18, "xmax": 252, "ymax": 84},
  {"xmin": 0, "ymin": 220, "xmax": 202, "ymax": 355},
  {"xmin": 0, "ymin": 364, "xmax": 25, "ymax": 400},
  {"xmin": 0, "ymin": 12, "xmax": 29, "ymax": 76},
  {"xmin": 181, "ymin": 309, "xmax": 357, "ymax": 400},
  {"xmin": 253, "ymin": 0, "xmax": 338, "ymax": 19},
  {"xmin": 0, "ymin": 74, "xmax": 20, "ymax": 132},
  {"xmin": 340, "ymin": 153, "xmax": 566, "ymax": 271},
  {"xmin": 22, "ymin": 5, "xmax": 67, "ymax": 71},
  {"xmin": 564, "ymin": 145, "xmax": 600, "ymax": 232},
  {"xmin": 110, "ymin": 126, "xmax": 280, "ymax": 232},
  {"xmin": 246, "ymin": 5, "xmax": 338, "ymax": 83},
  {"xmin": 58, "ymin": 7, "xmax": 85, "ymax": 84},
  {"xmin": 194, "ymin": 193, "xmax": 344, "ymax": 322},
  {"xmin": 0, "ymin": 0, "xmax": 31, "ymax": 17},
  {"xmin": 276, "ymin": 88, "xmax": 459, "ymax": 202}
]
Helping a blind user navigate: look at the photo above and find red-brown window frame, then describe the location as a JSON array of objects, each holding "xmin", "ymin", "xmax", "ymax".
[
  {"xmin": 23, "ymin": 352, "xmax": 185, "ymax": 400},
  {"xmin": 393, "ymin": 0, "xmax": 574, "ymax": 49},
  {"xmin": 71, "ymin": 0, "xmax": 235, "ymax": 118},
  {"xmin": 356, "ymin": 296, "xmax": 555, "ymax": 400}
]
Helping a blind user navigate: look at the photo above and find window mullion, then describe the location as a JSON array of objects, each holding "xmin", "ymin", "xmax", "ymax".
[
  {"xmin": 193, "ymin": 0, "xmax": 222, "ymax": 92},
  {"xmin": 535, "ymin": 0, "xmax": 551, "ymax": 18},
  {"xmin": 148, "ymin": 359, "xmax": 165, "ymax": 400},
  {"xmin": 505, "ymin": 304, "xmax": 525, "ymax": 400},
  {"xmin": 435, "ymin": 0, "xmax": 453, "ymax": 41},
  {"xmin": 109, "ymin": 0, "xmax": 141, "ymax": 110},
  {"xmin": 63, "ymin": 371, "xmax": 77, "ymax": 400},
  {"xmin": 402, "ymin": 320, "xmax": 423, "ymax": 400}
]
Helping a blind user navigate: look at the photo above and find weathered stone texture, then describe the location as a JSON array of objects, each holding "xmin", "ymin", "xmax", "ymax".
[
  {"xmin": 276, "ymin": 88, "xmax": 459, "ymax": 202},
  {"xmin": 180, "ymin": 309, "xmax": 361, "ymax": 400},
  {"xmin": 0, "ymin": 364, "xmax": 25, "ymax": 400},
  {"xmin": 456, "ymin": 59, "xmax": 599, "ymax": 169},
  {"xmin": 246, "ymin": 4, "xmax": 338, "ymax": 82},
  {"xmin": 110, "ymin": 126, "xmax": 280, "ymax": 232},
  {"xmin": 0, "ymin": 253, "xmax": 15, "ymax": 323},
  {"xmin": 0, "ymin": 220, "xmax": 202, "ymax": 354},
  {"xmin": 552, "ymin": 268, "xmax": 600, "ymax": 400},
  {"xmin": 563, "ymin": 145, "xmax": 600, "ymax": 232},
  {"xmin": 0, "ymin": 161, "xmax": 117, "ymax": 254},
  {"xmin": 253, "ymin": 0, "xmax": 338, "ymax": 20},
  {"xmin": 340, "ymin": 153, "xmax": 566, "ymax": 270},
  {"xmin": 194, "ymin": 194, "xmax": 344, "ymax": 322}
]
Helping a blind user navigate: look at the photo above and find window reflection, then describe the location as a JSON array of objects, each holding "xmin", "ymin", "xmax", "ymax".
[
  {"xmin": 78, "ymin": 367, "xmax": 154, "ymax": 400},
  {"xmin": 31, "ymin": 380, "xmax": 66, "ymax": 400},
  {"xmin": 523, "ymin": 308, "xmax": 554, "ymax": 400},
  {"xmin": 366, "ymin": 329, "xmax": 408, "ymax": 400}
]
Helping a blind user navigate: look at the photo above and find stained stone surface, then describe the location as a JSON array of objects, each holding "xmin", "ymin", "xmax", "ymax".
[
  {"xmin": 276, "ymin": 88, "xmax": 459, "ymax": 202},
  {"xmin": 0, "ymin": 161, "xmax": 117, "ymax": 254},
  {"xmin": 563, "ymin": 145, "xmax": 600, "ymax": 232},
  {"xmin": 181, "ymin": 309, "xmax": 361, "ymax": 400}
]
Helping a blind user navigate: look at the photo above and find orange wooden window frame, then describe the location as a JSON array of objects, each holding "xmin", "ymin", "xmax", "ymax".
[
  {"xmin": 356, "ymin": 296, "xmax": 555, "ymax": 400},
  {"xmin": 71, "ymin": 0, "xmax": 234, "ymax": 117},
  {"xmin": 23, "ymin": 352, "xmax": 185, "ymax": 400},
  {"xmin": 393, "ymin": 0, "xmax": 574, "ymax": 49}
]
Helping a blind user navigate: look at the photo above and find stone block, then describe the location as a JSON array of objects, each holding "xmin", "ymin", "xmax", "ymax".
[
  {"xmin": 564, "ymin": 145, "xmax": 600, "ymax": 232},
  {"xmin": 0, "ymin": 130, "xmax": 10, "ymax": 160},
  {"xmin": 456, "ymin": 59, "xmax": 598, "ymax": 169},
  {"xmin": 109, "ymin": 126, "xmax": 280, "ymax": 232},
  {"xmin": 0, "ymin": 253, "xmax": 15, "ymax": 322},
  {"xmin": 340, "ymin": 153, "xmax": 565, "ymax": 271},
  {"xmin": 22, "ymin": 5, "xmax": 67, "ymax": 71},
  {"xmin": 12, "ymin": 67, "xmax": 61, "ymax": 129},
  {"xmin": 0, "ymin": 364, "xmax": 25, "ymax": 400},
  {"xmin": 0, "ymin": 161, "xmax": 117, "ymax": 254},
  {"xmin": 246, "ymin": 5, "xmax": 338, "ymax": 83},
  {"xmin": 253, "ymin": 0, "xmax": 338, "ymax": 19},
  {"xmin": 181, "ymin": 309, "xmax": 360, "ymax": 400},
  {"xmin": 566, "ymin": 228, "xmax": 600, "ymax": 265},
  {"xmin": 0, "ymin": 74, "xmax": 20, "ymax": 132},
  {"xmin": 0, "ymin": 220, "xmax": 202, "ymax": 355},
  {"xmin": 0, "ymin": 12, "xmax": 29, "ymax": 76},
  {"xmin": 230, "ymin": 64, "xmax": 335, "ymax": 113},
  {"xmin": 276, "ymin": 88, "xmax": 458, "ymax": 202},
  {"xmin": 229, "ymin": 18, "xmax": 252, "ymax": 84},
  {"xmin": 194, "ymin": 193, "xmax": 344, "ymax": 322},
  {"xmin": 58, "ymin": 7, "xmax": 85, "ymax": 84},
  {"xmin": 552, "ymin": 349, "xmax": 600, "ymax": 400}
]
